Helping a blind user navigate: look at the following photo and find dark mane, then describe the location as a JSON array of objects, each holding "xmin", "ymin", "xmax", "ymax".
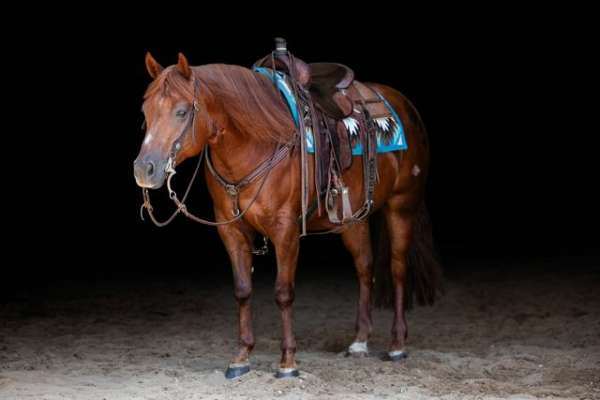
[{"xmin": 145, "ymin": 64, "xmax": 296, "ymax": 143}]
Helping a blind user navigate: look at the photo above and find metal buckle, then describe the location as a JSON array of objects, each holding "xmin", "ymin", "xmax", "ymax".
[
  {"xmin": 224, "ymin": 184, "xmax": 240, "ymax": 216},
  {"xmin": 225, "ymin": 184, "xmax": 238, "ymax": 197}
]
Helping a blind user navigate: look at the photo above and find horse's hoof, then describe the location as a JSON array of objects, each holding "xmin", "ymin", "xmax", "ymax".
[
  {"xmin": 275, "ymin": 368, "xmax": 299, "ymax": 378},
  {"xmin": 225, "ymin": 363, "xmax": 250, "ymax": 379},
  {"xmin": 347, "ymin": 341, "xmax": 369, "ymax": 357},
  {"xmin": 386, "ymin": 349, "xmax": 408, "ymax": 362}
]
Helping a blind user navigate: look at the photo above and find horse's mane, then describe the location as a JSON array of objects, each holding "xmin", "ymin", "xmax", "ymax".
[{"xmin": 144, "ymin": 64, "xmax": 296, "ymax": 144}]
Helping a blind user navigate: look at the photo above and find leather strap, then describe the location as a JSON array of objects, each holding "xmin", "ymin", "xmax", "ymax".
[{"xmin": 205, "ymin": 144, "xmax": 292, "ymax": 216}]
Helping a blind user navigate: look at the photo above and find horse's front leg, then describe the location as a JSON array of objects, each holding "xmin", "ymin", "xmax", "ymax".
[
  {"xmin": 270, "ymin": 219, "xmax": 300, "ymax": 378},
  {"xmin": 217, "ymin": 222, "xmax": 256, "ymax": 379}
]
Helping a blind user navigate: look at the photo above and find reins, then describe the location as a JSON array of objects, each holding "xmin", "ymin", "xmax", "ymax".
[{"xmin": 140, "ymin": 149, "xmax": 203, "ymax": 228}]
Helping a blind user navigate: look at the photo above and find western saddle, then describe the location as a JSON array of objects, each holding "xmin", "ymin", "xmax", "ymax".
[{"xmin": 254, "ymin": 38, "xmax": 389, "ymax": 234}]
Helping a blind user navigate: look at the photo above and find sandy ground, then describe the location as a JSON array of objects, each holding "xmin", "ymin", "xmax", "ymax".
[{"xmin": 1, "ymin": 262, "xmax": 599, "ymax": 399}]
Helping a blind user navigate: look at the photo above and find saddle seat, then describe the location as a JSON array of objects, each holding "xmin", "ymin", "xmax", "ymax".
[
  {"xmin": 309, "ymin": 63, "xmax": 354, "ymax": 89},
  {"xmin": 254, "ymin": 52, "xmax": 355, "ymax": 119},
  {"xmin": 308, "ymin": 63, "xmax": 355, "ymax": 119}
]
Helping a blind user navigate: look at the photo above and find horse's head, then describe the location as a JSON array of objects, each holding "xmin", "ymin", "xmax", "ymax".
[{"xmin": 134, "ymin": 53, "xmax": 213, "ymax": 189}]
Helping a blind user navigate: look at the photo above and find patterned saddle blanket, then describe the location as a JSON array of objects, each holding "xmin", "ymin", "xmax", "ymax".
[{"xmin": 254, "ymin": 67, "xmax": 407, "ymax": 155}]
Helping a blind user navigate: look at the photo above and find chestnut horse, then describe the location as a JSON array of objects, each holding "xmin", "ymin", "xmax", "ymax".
[{"xmin": 134, "ymin": 53, "xmax": 441, "ymax": 378}]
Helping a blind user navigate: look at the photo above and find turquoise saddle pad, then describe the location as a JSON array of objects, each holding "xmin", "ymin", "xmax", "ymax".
[{"xmin": 254, "ymin": 67, "xmax": 407, "ymax": 155}]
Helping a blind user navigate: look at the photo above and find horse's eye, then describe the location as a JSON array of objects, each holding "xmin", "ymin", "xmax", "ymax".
[{"xmin": 175, "ymin": 109, "xmax": 188, "ymax": 118}]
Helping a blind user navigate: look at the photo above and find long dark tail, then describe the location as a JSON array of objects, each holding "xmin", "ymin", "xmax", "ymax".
[{"xmin": 371, "ymin": 204, "xmax": 443, "ymax": 309}]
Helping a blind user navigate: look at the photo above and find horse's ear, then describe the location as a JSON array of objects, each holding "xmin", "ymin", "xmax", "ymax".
[
  {"xmin": 177, "ymin": 52, "xmax": 192, "ymax": 80},
  {"xmin": 145, "ymin": 52, "xmax": 163, "ymax": 79}
]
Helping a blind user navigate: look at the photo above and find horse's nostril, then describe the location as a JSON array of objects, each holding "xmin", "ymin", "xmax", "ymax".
[{"xmin": 146, "ymin": 161, "xmax": 155, "ymax": 177}]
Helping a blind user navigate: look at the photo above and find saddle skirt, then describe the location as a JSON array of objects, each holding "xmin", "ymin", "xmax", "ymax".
[{"xmin": 254, "ymin": 67, "xmax": 408, "ymax": 155}]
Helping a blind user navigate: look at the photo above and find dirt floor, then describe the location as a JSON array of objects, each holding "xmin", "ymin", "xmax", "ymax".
[{"xmin": 1, "ymin": 262, "xmax": 599, "ymax": 399}]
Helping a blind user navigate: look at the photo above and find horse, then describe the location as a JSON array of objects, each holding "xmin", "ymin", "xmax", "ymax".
[{"xmin": 133, "ymin": 52, "xmax": 441, "ymax": 379}]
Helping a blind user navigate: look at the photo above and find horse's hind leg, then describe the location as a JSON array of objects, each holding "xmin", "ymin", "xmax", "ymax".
[
  {"xmin": 217, "ymin": 222, "xmax": 255, "ymax": 379},
  {"xmin": 383, "ymin": 202, "xmax": 413, "ymax": 361},
  {"xmin": 341, "ymin": 222, "xmax": 373, "ymax": 356}
]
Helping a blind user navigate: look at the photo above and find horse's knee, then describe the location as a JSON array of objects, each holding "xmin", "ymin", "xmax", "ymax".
[
  {"xmin": 234, "ymin": 281, "xmax": 252, "ymax": 302},
  {"xmin": 275, "ymin": 285, "xmax": 295, "ymax": 308}
]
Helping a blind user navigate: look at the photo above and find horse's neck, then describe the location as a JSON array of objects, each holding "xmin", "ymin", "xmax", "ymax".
[
  {"xmin": 208, "ymin": 131, "xmax": 275, "ymax": 183},
  {"xmin": 201, "ymin": 70, "xmax": 286, "ymax": 183}
]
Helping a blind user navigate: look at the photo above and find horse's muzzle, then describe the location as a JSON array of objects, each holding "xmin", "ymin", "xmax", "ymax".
[{"xmin": 133, "ymin": 157, "xmax": 167, "ymax": 189}]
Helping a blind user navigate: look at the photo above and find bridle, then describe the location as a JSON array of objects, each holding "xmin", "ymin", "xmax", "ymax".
[{"xmin": 139, "ymin": 76, "xmax": 293, "ymax": 238}]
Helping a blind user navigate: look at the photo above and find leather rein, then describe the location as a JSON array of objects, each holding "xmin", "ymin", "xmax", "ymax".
[{"xmin": 139, "ymin": 77, "xmax": 292, "ymax": 234}]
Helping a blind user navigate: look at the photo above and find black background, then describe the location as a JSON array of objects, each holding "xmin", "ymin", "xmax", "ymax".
[{"xmin": 10, "ymin": 11, "xmax": 597, "ymax": 291}]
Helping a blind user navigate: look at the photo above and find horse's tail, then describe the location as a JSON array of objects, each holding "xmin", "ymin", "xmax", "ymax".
[{"xmin": 371, "ymin": 203, "xmax": 443, "ymax": 309}]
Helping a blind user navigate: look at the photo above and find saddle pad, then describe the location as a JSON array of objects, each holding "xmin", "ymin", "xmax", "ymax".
[{"xmin": 255, "ymin": 67, "xmax": 407, "ymax": 155}]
